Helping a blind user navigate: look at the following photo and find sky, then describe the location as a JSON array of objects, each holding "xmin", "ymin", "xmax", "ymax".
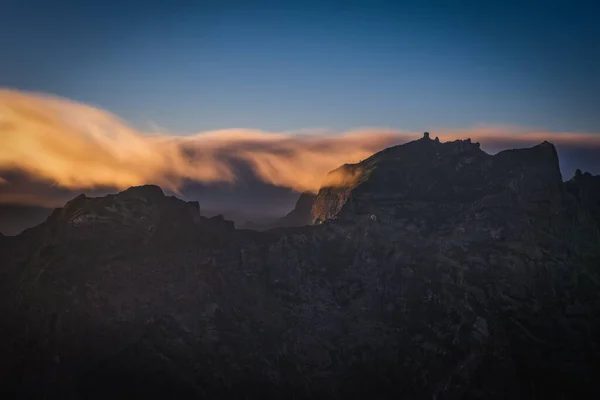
[
  {"xmin": 1, "ymin": 0, "xmax": 600, "ymax": 235},
  {"xmin": 1, "ymin": 0, "xmax": 599, "ymax": 133}
]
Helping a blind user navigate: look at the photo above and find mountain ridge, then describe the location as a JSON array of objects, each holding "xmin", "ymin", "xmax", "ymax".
[
  {"xmin": 311, "ymin": 133, "xmax": 564, "ymax": 224},
  {"xmin": 1, "ymin": 134, "xmax": 599, "ymax": 399}
]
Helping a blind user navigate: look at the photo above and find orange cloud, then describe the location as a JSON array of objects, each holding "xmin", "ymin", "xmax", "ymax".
[
  {"xmin": 0, "ymin": 90, "xmax": 401, "ymax": 196},
  {"xmin": 0, "ymin": 89, "xmax": 238, "ymax": 192},
  {"xmin": 1, "ymin": 89, "xmax": 599, "ymax": 207}
]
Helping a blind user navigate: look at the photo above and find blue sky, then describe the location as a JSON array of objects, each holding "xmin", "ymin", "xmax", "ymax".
[{"xmin": 1, "ymin": 0, "xmax": 599, "ymax": 133}]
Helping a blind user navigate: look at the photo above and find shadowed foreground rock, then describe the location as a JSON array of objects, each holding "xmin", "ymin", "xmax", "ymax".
[{"xmin": 1, "ymin": 135, "xmax": 599, "ymax": 399}]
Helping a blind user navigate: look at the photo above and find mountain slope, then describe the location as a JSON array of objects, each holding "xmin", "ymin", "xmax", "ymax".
[
  {"xmin": 566, "ymin": 170, "xmax": 600, "ymax": 230},
  {"xmin": 242, "ymin": 191, "xmax": 316, "ymax": 230},
  {"xmin": 312, "ymin": 133, "xmax": 563, "ymax": 222},
  {"xmin": 1, "ymin": 136, "xmax": 599, "ymax": 399}
]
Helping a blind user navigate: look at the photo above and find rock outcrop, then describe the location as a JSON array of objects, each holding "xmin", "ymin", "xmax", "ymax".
[
  {"xmin": 312, "ymin": 134, "xmax": 562, "ymax": 224},
  {"xmin": 1, "ymin": 137, "xmax": 599, "ymax": 399}
]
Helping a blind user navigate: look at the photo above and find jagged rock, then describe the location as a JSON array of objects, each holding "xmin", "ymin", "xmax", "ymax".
[
  {"xmin": 1, "ymin": 138, "xmax": 599, "ymax": 399},
  {"xmin": 312, "ymin": 138, "xmax": 564, "ymax": 224},
  {"xmin": 205, "ymin": 214, "xmax": 235, "ymax": 231}
]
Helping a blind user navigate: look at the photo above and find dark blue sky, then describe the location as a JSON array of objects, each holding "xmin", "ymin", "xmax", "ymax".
[{"xmin": 1, "ymin": 0, "xmax": 599, "ymax": 133}]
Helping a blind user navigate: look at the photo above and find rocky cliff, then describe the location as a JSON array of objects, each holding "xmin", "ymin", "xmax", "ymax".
[
  {"xmin": 1, "ymin": 135, "xmax": 599, "ymax": 399},
  {"xmin": 312, "ymin": 134, "xmax": 563, "ymax": 222}
]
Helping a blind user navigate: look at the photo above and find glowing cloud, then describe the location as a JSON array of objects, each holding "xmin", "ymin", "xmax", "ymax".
[
  {"xmin": 0, "ymin": 90, "xmax": 238, "ymax": 191},
  {"xmin": 1, "ymin": 88, "xmax": 599, "ymax": 207},
  {"xmin": 0, "ymin": 90, "xmax": 401, "ymax": 195}
]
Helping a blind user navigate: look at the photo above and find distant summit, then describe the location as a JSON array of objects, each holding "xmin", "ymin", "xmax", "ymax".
[
  {"xmin": 119, "ymin": 184, "xmax": 166, "ymax": 200},
  {"xmin": 242, "ymin": 191, "xmax": 316, "ymax": 230},
  {"xmin": 311, "ymin": 135, "xmax": 559, "ymax": 224}
]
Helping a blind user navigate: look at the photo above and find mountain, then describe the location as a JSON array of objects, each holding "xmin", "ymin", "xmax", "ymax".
[
  {"xmin": 566, "ymin": 169, "xmax": 600, "ymax": 230},
  {"xmin": 313, "ymin": 134, "xmax": 558, "ymax": 222},
  {"xmin": 0, "ymin": 204, "xmax": 54, "ymax": 236},
  {"xmin": 241, "ymin": 191, "xmax": 316, "ymax": 230},
  {"xmin": 1, "ymin": 135, "xmax": 599, "ymax": 399}
]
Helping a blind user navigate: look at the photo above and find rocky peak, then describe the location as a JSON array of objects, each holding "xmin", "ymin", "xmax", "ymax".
[
  {"xmin": 572, "ymin": 169, "xmax": 597, "ymax": 181},
  {"xmin": 119, "ymin": 184, "xmax": 165, "ymax": 201},
  {"xmin": 311, "ymin": 136, "xmax": 485, "ymax": 222},
  {"xmin": 203, "ymin": 214, "xmax": 235, "ymax": 231},
  {"xmin": 39, "ymin": 185, "xmax": 203, "ymax": 248},
  {"xmin": 311, "ymin": 136, "xmax": 563, "ymax": 225}
]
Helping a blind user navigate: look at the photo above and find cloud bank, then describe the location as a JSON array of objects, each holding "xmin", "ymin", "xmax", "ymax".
[{"xmin": 1, "ymin": 89, "xmax": 600, "ymax": 208}]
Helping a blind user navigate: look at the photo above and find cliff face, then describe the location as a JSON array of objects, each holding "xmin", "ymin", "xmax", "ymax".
[
  {"xmin": 311, "ymin": 163, "xmax": 364, "ymax": 223},
  {"xmin": 1, "ymin": 137, "xmax": 599, "ymax": 399},
  {"xmin": 281, "ymin": 191, "xmax": 317, "ymax": 226}
]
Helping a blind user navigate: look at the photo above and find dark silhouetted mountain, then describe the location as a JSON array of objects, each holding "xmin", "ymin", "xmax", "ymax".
[
  {"xmin": 279, "ymin": 191, "xmax": 317, "ymax": 226},
  {"xmin": 312, "ymin": 134, "xmax": 563, "ymax": 223},
  {"xmin": 566, "ymin": 169, "xmax": 600, "ymax": 230},
  {"xmin": 242, "ymin": 191, "xmax": 316, "ymax": 230},
  {"xmin": 1, "ymin": 135, "xmax": 599, "ymax": 399},
  {"xmin": 0, "ymin": 204, "xmax": 54, "ymax": 236}
]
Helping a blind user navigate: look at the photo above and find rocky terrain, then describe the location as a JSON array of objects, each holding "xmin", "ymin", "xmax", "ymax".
[{"xmin": 1, "ymin": 133, "xmax": 599, "ymax": 399}]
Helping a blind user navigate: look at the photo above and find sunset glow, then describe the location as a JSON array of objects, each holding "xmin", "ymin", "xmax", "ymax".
[{"xmin": 1, "ymin": 89, "xmax": 599, "ymax": 207}]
